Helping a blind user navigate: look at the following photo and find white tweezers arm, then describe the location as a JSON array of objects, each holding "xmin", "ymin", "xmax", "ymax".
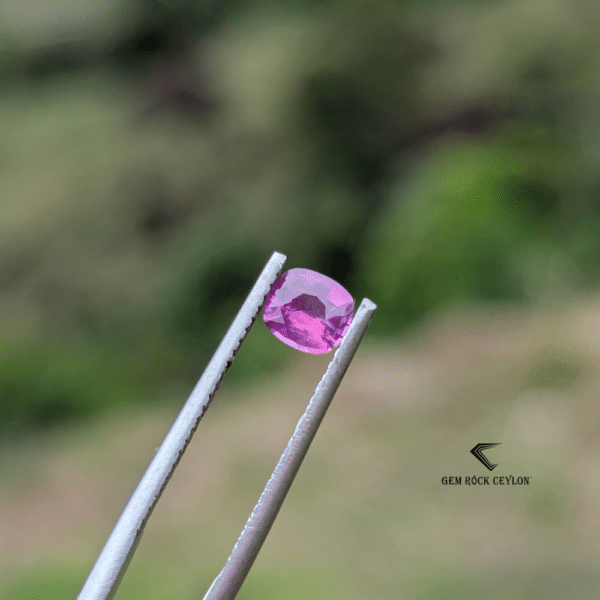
[
  {"xmin": 77, "ymin": 251, "xmax": 287, "ymax": 600},
  {"xmin": 203, "ymin": 297, "xmax": 377, "ymax": 600}
]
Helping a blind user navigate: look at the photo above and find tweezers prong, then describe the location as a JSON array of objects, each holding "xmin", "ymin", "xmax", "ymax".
[
  {"xmin": 202, "ymin": 298, "xmax": 377, "ymax": 600},
  {"xmin": 77, "ymin": 251, "xmax": 287, "ymax": 600}
]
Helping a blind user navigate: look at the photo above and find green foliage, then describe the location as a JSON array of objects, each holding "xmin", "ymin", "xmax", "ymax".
[
  {"xmin": 1, "ymin": 0, "xmax": 600, "ymax": 433},
  {"xmin": 361, "ymin": 141, "xmax": 530, "ymax": 333},
  {"xmin": 0, "ymin": 330, "xmax": 192, "ymax": 436},
  {"xmin": 0, "ymin": 344, "xmax": 101, "ymax": 437},
  {"xmin": 360, "ymin": 123, "xmax": 592, "ymax": 335},
  {"xmin": 299, "ymin": 0, "xmax": 428, "ymax": 189}
]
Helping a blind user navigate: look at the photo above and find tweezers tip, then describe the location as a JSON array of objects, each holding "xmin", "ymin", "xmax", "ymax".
[
  {"xmin": 359, "ymin": 298, "xmax": 377, "ymax": 313},
  {"xmin": 271, "ymin": 251, "xmax": 287, "ymax": 263}
]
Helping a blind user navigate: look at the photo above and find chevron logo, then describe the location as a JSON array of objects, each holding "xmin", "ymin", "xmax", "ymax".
[{"xmin": 470, "ymin": 443, "xmax": 501, "ymax": 471}]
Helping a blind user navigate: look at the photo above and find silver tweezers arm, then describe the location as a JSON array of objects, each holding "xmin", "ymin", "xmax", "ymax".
[
  {"xmin": 202, "ymin": 297, "xmax": 377, "ymax": 600},
  {"xmin": 77, "ymin": 251, "xmax": 287, "ymax": 600}
]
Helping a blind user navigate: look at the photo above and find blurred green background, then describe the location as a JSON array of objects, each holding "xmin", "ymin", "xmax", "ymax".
[{"xmin": 3, "ymin": 0, "xmax": 600, "ymax": 597}]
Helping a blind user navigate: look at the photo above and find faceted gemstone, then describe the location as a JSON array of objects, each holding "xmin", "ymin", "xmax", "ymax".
[{"xmin": 263, "ymin": 268, "xmax": 355, "ymax": 353}]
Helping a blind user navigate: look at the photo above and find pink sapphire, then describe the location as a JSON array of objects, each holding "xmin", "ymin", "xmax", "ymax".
[{"xmin": 263, "ymin": 268, "xmax": 355, "ymax": 354}]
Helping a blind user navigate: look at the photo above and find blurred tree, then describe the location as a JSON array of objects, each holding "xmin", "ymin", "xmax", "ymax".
[
  {"xmin": 298, "ymin": 1, "xmax": 520, "ymax": 302},
  {"xmin": 107, "ymin": 0, "xmax": 223, "ymax": 122},
  {"xmin": 360, "ymin": 117, "xmax": 588, "ymax": 335},
  {"xmin": 300, "ymin": 1, "xmax": 435, "ymax": 191},
  {"xmin": 24, "ymin": 39, "xmax": 98, "ymax": 80}
]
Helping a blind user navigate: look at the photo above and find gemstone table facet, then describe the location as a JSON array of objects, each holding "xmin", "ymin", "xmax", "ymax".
[{"xmin": 263, "ymin": 268, "xmax": 355, "ymax": 353}]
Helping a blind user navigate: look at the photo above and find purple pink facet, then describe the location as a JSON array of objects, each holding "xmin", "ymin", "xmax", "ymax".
[{"xmin": 263, "ymin": 268, "xmax": 355, "ymax": 353}]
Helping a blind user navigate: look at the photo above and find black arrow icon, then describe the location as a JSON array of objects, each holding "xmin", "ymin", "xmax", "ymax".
[{"xmin": 470, "ymin": 443, "xmax": 501, "ymax": 471}]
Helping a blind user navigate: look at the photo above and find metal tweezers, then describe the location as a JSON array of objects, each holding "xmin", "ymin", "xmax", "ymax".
[{"xmin": 77, "ymin": 251, "xmax": 377, "ymax": 600}]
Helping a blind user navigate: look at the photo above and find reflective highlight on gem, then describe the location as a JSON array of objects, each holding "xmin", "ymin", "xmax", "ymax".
[{"xmin": 263, "ymin": 268, "xmax": 355, "ymax": 353}]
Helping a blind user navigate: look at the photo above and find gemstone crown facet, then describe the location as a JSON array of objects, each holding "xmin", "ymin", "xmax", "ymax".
[{"xmin": 262, "ymin": 268, "xmax": 355, "ymax": 353}]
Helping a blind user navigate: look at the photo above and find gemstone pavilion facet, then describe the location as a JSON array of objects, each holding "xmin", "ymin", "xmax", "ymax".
[{"xmin": 263, "ymin": 268, "xmax": 355, "ymax": 353}]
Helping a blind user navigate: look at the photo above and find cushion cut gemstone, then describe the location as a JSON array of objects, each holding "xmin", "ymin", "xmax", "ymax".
[{"xmin": 263, "ymin": 268, "xmax": 355, "ymax": 353}]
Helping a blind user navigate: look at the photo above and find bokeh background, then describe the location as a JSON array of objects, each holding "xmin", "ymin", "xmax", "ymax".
[{"xmin": 3, "ymin": 0, "xmax": 600, "ymax": 597}]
